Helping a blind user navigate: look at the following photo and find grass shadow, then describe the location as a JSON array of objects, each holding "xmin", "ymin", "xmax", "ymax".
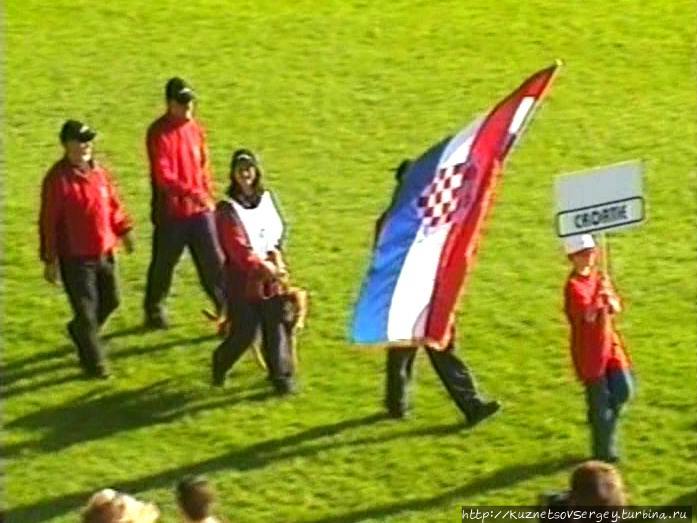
[
  {"xmin": 0, "ymin": 344, "xmax": 73, "ymax": 374},
  {"xmin": 304, "ymin": 455, "xmax": 581, "ymax": 523},
  {"xmin": 102, "ymin": 325, "xmax": 150, "ymax": 341},
  {"xmin": 4, "ymin": 379, "xmax": 273, "ymax": 457},
  {"xmin": 5, "ymin": 412, "xmax": 389, "ymax": 522},
  {"xmin": 667, "ymin": 490, "xmax": 696, "ymax": 511},
  {"xmin": 1, "ymin": 372, "xmax": 85, "ymax": 400},
  {"xmin": 7, "ymin": 442, "xmax": 580, "ymax": 523},
  {"xmin": 1, "ymin": 334, "xmax": 218, "ymax": 398}
]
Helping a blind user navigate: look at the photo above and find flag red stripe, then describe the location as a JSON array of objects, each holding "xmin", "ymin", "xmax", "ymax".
[{"xmin": 424, "ymin": 64, "xmax": 560, "ymax": 348}]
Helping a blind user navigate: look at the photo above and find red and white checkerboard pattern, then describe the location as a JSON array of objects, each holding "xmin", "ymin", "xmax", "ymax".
[{"xmin": 417, "ymin": 162, "xmax": 469, "ymax": 228}]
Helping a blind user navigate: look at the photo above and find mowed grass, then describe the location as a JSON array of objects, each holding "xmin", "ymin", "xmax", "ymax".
[{"xmin": 3, "ymin": 1, "xmax": 696, "ymax": 521}]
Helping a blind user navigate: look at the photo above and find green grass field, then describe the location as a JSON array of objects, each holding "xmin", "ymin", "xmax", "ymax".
[{"xmin": 3, "ymin": 1, "xmax": 696, "ymax": 521}]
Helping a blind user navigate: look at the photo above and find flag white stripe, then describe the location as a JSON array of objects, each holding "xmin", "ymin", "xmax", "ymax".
[
  {"xmin": 508, "ymin": 96, "xmax": 536, "ymax": 134},
  {"xmin": 386, "ymin": 119, "xmax": 482, "ymax": 341}
]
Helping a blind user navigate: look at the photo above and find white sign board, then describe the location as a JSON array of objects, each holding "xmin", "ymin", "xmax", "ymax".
[{"xmin": 555, "ymin": 161, "xmax": 644, "ymax": 237}]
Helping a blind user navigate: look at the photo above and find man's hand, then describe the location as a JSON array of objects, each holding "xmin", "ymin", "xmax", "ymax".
[
  {"xmin": 191, "ymin": 191, "xmax": 215, "ymax": 211},
  {"xmin": 43, "ymin": 261, "xmax": 60, "ymax": 285},
  {"xmin": 121, "ymin": 231, "xmax": 135, "ymax": 254}
]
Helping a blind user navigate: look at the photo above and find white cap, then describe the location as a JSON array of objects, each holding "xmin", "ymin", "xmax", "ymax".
[{"xmin": 564, "ymin": 234, "xmax": 595, "ymax": 255}]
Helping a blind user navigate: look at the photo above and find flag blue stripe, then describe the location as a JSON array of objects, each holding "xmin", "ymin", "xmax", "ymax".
[{"xmin": 351, "ymin": 138, "xmax": 450, "ymax": 343}]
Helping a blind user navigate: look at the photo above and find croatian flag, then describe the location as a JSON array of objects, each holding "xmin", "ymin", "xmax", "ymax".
[{"xmin": 351, "ymin": 62, "xmax": 561, "ymax": 349}]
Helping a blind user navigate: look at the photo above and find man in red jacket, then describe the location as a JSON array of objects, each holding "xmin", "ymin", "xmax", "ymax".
[
  {"xmin": 564, "ymin": 234, "xmax": 633, "ymax": 463},
  {"xmin": 143, "ymin": 77, "xmax": 225, "ymax": 329},
  {"xmin": 39, "ymin": 120, "xmax": 134, "ymax": 378}
]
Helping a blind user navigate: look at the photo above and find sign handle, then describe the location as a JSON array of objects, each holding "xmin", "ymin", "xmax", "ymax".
[{"xmin": 600, "ymin": 233, "xmax": 610, "ymax": 276}]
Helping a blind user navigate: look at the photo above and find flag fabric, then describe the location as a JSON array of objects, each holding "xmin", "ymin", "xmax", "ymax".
[{"xmin": 351, "ymin": 62, "xmax": 561, "ymax": 349}]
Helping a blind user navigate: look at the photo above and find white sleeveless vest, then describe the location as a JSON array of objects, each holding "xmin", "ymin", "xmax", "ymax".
[{"xmin": 227, "ymin": 191, "xmax": 284, "ymax": 257}]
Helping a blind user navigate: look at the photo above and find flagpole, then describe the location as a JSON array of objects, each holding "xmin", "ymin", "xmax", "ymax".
[{"xmin": 601, "ymin": 233, "xmax": 610, "ymax": 276}]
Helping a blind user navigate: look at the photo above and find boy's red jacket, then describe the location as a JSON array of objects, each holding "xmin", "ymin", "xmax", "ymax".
[
  {"xmin": 39, "ymin": 158, "xmax": 132, "ymax": 263},
  {"xmin": 564, "ymin": 270, "xmax": 631, "ymax": 383}
]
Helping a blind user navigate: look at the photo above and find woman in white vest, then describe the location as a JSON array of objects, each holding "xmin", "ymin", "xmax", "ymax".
[{"xmin": 212, "ymin": 149, "xmax": 295, "ymax": 394}]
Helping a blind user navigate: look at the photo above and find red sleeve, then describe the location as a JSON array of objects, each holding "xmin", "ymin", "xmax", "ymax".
[
  {"xmin": 39, "ymin": 172, "xmax": 62, "ymax": 263},
  {"xmin": 147, "ymin": 126, "xmax": 203, "ymax": 199},
  {"xmin": 104, "ymin": 170, "xmax": 133, "ymax": 236},
  {"xmin": 215, "ymin": 205, "xmax": 266, "ymax": 273}
]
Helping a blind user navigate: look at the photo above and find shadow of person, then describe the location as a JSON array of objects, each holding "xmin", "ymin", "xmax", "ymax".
[
  {"xmin": 102, "ymin": 325, "xmax": 150, "ymax": 341},
  {"xmin": 5, "ymin": 412, "xmax": 390, "ymax": 522},
  {"xmin": 1, "ymin": 344, "xmax": 73, "ymax": 374},
  {"xmin": 1, "ymin": 334, "xmax": 218, "ymax": 398},
  {"xmin": 7, "ymin": 446, "xmax": 580, "ymax": 523},
  {"xmin": 4, "ymin": 378, "xmax": 270, "ymax": 457},
  {"xmin": 666, "ymin": 490, "xmax": 696, "ymax": 512},
  {"xmin": 305, "ymin": 454, "xmax": 582, "ymax": 523}
]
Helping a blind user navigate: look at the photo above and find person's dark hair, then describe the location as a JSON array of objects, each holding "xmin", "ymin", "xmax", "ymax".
[
  {"xmin": 176, "ymin": 475, "xmax": 215, "ymax": 521},
  {"xmin": 227, "ymin": 148, "xmax": 265, "ymax": 202},
  {"xmin": 569, "ymin": 461, "xmax": 627, "ymax": 507},
  {"xmin": 394, "ymin": 159, "xmax": 412, "ymax": 182}
]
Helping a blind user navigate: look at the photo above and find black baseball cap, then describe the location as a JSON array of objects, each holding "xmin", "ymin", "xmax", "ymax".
[
  {"xmin": 59, "ymin": 120, "xmax": 97, "ymax": 143},
  {"xmin": 230, "ymin": 148, "xmax": 258, "ymax": 169},
  {"xmin": 166, "ymin": 77, "xmax": 196, "ymax": 104}
]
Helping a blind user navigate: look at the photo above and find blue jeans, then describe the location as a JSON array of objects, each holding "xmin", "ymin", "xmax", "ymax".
[{"xmin": 585, "ymin": 368, "xmax": 634, "ymax": 461}]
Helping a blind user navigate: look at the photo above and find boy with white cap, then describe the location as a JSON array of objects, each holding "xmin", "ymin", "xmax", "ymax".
[{"xmin": 563, "ymin": 234, "xmax": 633, "ymax": 463}]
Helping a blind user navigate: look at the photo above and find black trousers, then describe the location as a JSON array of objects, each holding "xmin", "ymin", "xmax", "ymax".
[
  {"xmin": 144, "ymin": 212, "xmax": 225, "ymax": 320},
  {"xmin": 385, "ymin": 343, "xmax": 483, "ymax": 418},
  {"xmin": 60, "ymin": 255, "xmax": 119, "ymax": 373},
  {"xmin": 213, "ymin": 295, "xmax": 295, "ymax": 391}
]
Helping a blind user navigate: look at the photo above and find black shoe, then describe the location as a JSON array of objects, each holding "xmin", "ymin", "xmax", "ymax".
[
  {"xmin": 272, "ymin": 378, "xmax": 297, "ymax": 396},
  {"xmin": 386, "ymin": 408, "xmax": 409, "ymax": 420},
  {"xmin": 466, "ymin": 400, "xmax": 501, "ymax": 427},
  {"xmin": 144, "ymin": 314, "xmax": 169, "ymax": 330},
  {"xmin": 84, "ymin": 365, "xmax": 112, "ymax": 380}
]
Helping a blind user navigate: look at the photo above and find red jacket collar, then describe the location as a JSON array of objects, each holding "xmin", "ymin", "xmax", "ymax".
[{"xmin": 60, "ymin": 156, "xmax": 99, "ymax": 177}]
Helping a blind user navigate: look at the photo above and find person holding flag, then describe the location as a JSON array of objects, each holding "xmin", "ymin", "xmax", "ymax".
[
  {"xmin": 352, "ymin": 63, "xmax": 562, "ymax": 420},
  {"xmin": 380, "ymin": 160, "xmax": 500, "ymax": 423},
  {"xmin": 563, "ymin": 234, "xmax": 633, "ymax": 463}
]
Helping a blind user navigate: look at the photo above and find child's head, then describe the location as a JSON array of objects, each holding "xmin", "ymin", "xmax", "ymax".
[
  {"xmin": 569, "ymin": 460, "xmax": 627, "ymax": 506},
  {"xmin": 176, "ymin": 476, "xmax": 216, "ymax": 521},
  {"xmin": 82, "ymin": 489, "xmax": 160, "ymax": 523},
  {"xmin": 564, "ymin": 234, "xmax": 597, "ymax": 274}
]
